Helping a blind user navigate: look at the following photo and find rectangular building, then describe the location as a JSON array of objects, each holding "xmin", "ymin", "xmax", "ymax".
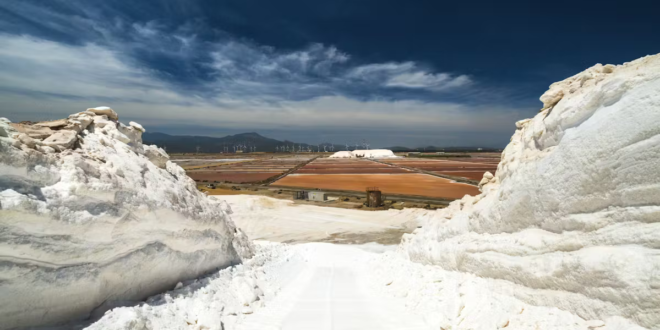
[{"xmin": 308, "ymin": 191, "xmax": 327, "ymax": 202}]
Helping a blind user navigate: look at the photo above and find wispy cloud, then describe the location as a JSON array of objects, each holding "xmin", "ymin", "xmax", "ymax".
[
  {"xmin": 0, "ymin": 34, "xmax": 182, "ymax": 104},
  {"xmin": 208, "ymin": 42, "xmax": 350, "ymax": 89},
  {"xmin": 346, "ymin": 62, "xmax": 471, "ymax": 91},
  {"xmin": 132, "ymin": 21, "xmax": 161, "ymax": 38}
]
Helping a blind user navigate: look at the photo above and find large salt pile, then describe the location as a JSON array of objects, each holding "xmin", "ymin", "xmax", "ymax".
[
  {"xmin": 400, "ymin": 55, "xmax": 660, "ymax": 328},
  {"xmin": 328, "ymin": 150, "xmax": 354, "ymax": 158},
  {"xmin": 0, "ymin": 107, "xmax": 254, "ymax": 329},
  {"xmin": 329, "ymin": 149, "xmax": 397, "ymax": 158}
]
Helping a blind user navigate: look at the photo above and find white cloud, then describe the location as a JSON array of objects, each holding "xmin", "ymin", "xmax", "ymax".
[
  {"xmin": 204, "ymin": 42, "xmax": 472, "ymax": 99},
  {"xmin": 132, "ymin": 21, "xmax": 161, "ymax": 38},
  {"xmin": 0, "ymin": 34, "xmax": 183, "ymax": 104},
  {"xmin": 346, "ymin": 61, "xmax": 470, "ymax": 91},
  {"xmin": 386, "ymin": 72, "xmax": 471, "ymax": 90},
  {"xmin": 209, "ymin": 42, "xmax": 349, "ymax": 81},
  {"xmin": 346, "ymin": 62, "xmax": 414, "ymax": 77}
]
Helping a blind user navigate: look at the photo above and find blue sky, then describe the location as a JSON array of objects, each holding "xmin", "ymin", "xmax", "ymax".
[{"xmin": 0, "ymin": 0, "xmax": 658, "ymax": 147}]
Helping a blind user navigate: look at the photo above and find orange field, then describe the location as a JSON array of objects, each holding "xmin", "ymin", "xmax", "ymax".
[
  {"xmin": 295, "ymin": 158, "xmax": 409, "ymax": 174},
  {"xmin": 382, "ymin": 158, "xmax": 498, "ymax": 181},
  {"xmin": 187, "ymin": 172, "xmax": 278, "ymax": 183},
  {"xmin": 186, "ymin": 156, "xmax": 312, "ymax": 183},
  {"xmin": 273, "ymin": 173, "xmax": 479, "ymax": 199}
]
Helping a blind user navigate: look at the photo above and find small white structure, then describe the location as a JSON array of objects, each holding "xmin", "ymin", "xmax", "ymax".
[{"xmin": 308, "ymin": 191, "xmax": 327, "ymax": 202}]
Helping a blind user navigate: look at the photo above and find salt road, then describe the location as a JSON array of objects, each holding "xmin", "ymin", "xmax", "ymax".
[{"xmin": 235, "ymin": 243, "xmax": 430, "ymax": 330}]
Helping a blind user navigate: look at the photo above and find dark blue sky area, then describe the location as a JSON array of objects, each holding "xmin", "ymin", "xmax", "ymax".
[
  {"xmin": 205, "ymin": 0, "xmax": 656, "ymax": 71},
  {"xmin": 0, "ymin": 0, "xmax": 658, "ymax": 147}
]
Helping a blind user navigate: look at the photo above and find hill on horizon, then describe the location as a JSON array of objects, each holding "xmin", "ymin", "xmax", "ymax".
[
  {"xmin": 142, "ymin": 132, "xmax": 342, "ymax": 153},
  {"xmin": 143, "ymin": 132, "xmax": 502, "ymax": 153}
]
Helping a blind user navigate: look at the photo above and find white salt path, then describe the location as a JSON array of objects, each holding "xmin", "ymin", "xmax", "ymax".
[{"xmin": 236, "ymin": 244, "xmax": 430, "ymax": 330}]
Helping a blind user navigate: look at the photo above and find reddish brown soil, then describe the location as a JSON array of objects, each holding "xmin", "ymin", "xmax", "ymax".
[
  {"xmin": 296, "ymin": 159, "xmax": 401, "ymax": 174},
  {"xmin": 273, "ymin": 174, "xmax": 480, "ymax": 199},
  {"xmin": 458, "ymin": 158, "xmax": 500, "ymax": 164},
  {"xmin": 406, "ymin": 166, "xmax": 496, "ymax": 170},
  {"xmin": 185, "ymin": 157, "xmax": 312, "ymax": 183},
  {"xmin": 386, "ymin": 163, "xmax": 495, "ymax": 171},
  {"xmin": 302, "ymin": 165, "xmax": 393, "ymax": 169},
  {"xmin": 434, "ymin": 171, "xmax": 490, "ymax": 181},
  {"xmin": 404, "ymin": 160, "xmax": 496, "ymax": 165},
  {"xmin": 296, "ymin": 168, "xmax": 409, "ymax": 174},
  {"xmin": 187, "ymin": 172, "xmax": 277, "ymax": 183},
  {"xmin": 205, "ymin": 169, "xmax": 284, "ymax": 172},
  {"xmin": 389, "ymin": 161, "xmax": 495, "ymax": 166},
  {"xmin": 382, "ymin": 159, "xmax": 497, "ymax": 181}
]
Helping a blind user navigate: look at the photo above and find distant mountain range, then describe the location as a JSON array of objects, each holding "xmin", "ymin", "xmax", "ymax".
[
  {"xmin": 142, "ymin": 132, "xmax": 342, "ymax": 153},
  {"xmin": 142, "ymin": 132, "xmax": 501, "ymax": 153}
]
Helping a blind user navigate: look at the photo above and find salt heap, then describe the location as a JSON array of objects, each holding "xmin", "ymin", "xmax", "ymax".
[
  {"xmin": 400, "ymin": 55, "xmax": 660, "ymax": 328},
  {"xmin": 0, "ymin": 107, "xmax": 254, "ymax": 329},
  {"xmin": 329, "ymin": 149, "xmax": 397, "ymax": 158}
]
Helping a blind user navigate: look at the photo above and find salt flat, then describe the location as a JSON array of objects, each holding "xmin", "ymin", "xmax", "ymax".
[{"xmin": 215, "ymin": 195, "xmax": 425, "ymax": 243}]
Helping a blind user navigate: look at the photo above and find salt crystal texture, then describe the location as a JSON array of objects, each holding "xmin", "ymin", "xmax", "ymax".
[
  {"xmin": 400, "ymin": 55, "xmax": 660, "ymax": 329},
  {"xmin": 0, "ymin": 108, "xmax": 254, "ymax": 329}
]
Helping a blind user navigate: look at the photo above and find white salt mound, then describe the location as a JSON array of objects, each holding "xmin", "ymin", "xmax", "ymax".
[
  {"xmin": 0, "ymin": 108, "xmax": 254, "ymax": 329},
  {"xmin": 400, "ymin": 55, "xmax": 660, "ymax": 329},
  {"xmin": 329, "ymin": 149, "xmax": 397, "ymax": 158},
  {"xmin": 328, "ymin": 150, "xmax": 353, "ymax": 158}
]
